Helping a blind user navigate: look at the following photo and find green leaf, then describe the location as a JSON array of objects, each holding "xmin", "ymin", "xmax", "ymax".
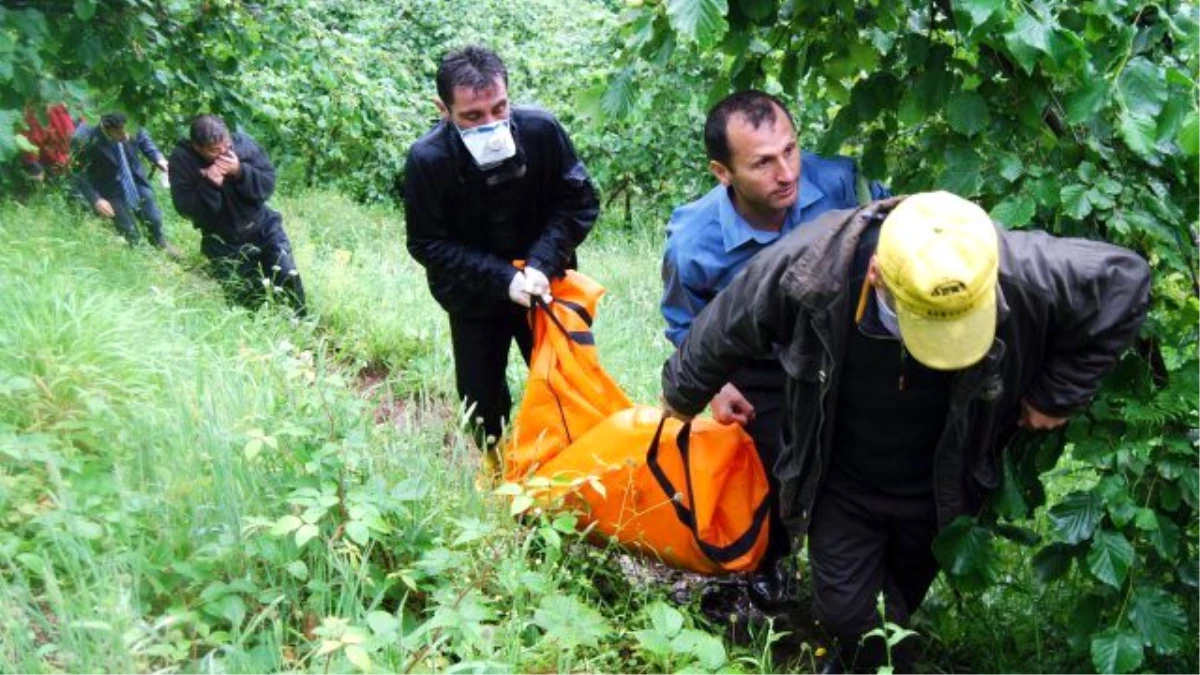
[
  {"xmin": 534, "ymin": 594, "xmax": 610, "ymax": 648},
  {"xmin": 345, "ymin": 520, "xmax": 370, "ymax": 545},
  {"xmin": 1119, "ymin": 111, "xmax": 1159, "ymax": 158},
  {"xmin": 1032, "ymin": 543, "xmax": 1074, "ymax": 584},
  {"xmin": 285, "ymin": 560, "xmax": 308, "ymax": 580},
  {"xmin": 1118, "ymin": 57, "xmax": 1168, "ymax": 118},
  {"xmin": 1059, "ymin": 184, "xmax": 1092, "ymax": 220},
  {"xmin": 366, "ymin": 610, "xmax": 400, "ymax": 637},
  {"xmin": 667, "ymin": 0, "xmax": 729, "ymax": 49},
  {"xmin": 1177, "ymin": 111, "xmax": 1199, "ymax": 157},
  {"xmin": 344, "ymin": 645, "xmax": 371, "ymax": 671},
  {"xmin": 74, "ymin": 0, "xmax": 96, "ymax": 21},
  {"xmin": 1091, "ymin": 628, "xmax": 1144, "ymax": 674},
  {"xmin": 1048, "ymin": 491, "xmax": 1103, "ymax": 544},
  {"xmin": 1129, "ymin": 587, "xmax": 1187, "ymax": 655},
  {"xmin": 681, "ymin": 629, "xmax": 727, "ymax": 670},
  {"xmin": 646, "ymin": 602, "xmax": 684, "ymax": 638},
  {"xmin": 996, "ymin": 153, "xmax": 1024, "ymax": 182},
  {"xmin": 947, "ymin": 91, "xmax": 991, "ymax": 136},
  {"xmin": 634, "ymin": 629, "xmax": 673, "ymax": 656},
  {"xmin": 1064, "ymin": 79, "xmax": 1110, "ymax": 124},
  {"xmin": 601, "ymin": 68, "xmax": 638, "ymax": 119},
  {"xmin": 509, "ymin": 494, "xmax": 535, "ymax": 517},
  {"xmin": 1087, "ymin": 529, "xmax": 1135, "ymax": 588},
  {"xmin": 955, "ymin": 0, "xmax": 1004, "ymax": 31},
  {"xmin": 1149, "ymin": 514, "xmax": 1181, "ymax": 559},
  {"xmin": 737, "ymin": 0, "xmax": 775, "ymax": 23},
  {"xmin": 1004, "ymin": 13, "xmax": 1052, "ymax": 74},
  {"xmin": 1069, "ymin": 594, "xmax": 1106, "ymax": 653},
  {"xmin": 990, "ymin": 195, "xmax": 1036, "ymax": 228},
  {"xmin": 1179, "ymin": 468, "xmax": 1199, "ymax": 508},
  {"xmin": 271, "ymin": 514, "xmax": 303, "ymax": 536},
  {"xmin": 932, "ymin": 516, "xmax": 1000, "ymax": 591},
  {"xmin": 937, "ymin": 146, "xmax": 982, "ymax": 197},
  {"xmin": 296, "ymin": 523, "xmax": 320, "ymax": 548}
]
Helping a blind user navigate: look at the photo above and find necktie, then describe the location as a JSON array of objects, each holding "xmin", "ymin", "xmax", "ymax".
[{"xmin": 116, "ymin": 142, "xmax": 140, "ymax": 206}]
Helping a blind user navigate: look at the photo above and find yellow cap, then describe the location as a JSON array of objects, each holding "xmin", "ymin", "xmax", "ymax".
[{"xmin": 876, "ymin": 192, "xmax": 999, "ymax": 370}]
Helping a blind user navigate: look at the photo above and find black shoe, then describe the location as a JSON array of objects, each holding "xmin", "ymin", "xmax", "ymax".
[
  {"xmin": 745, "ymin": 559, "xmax": 797, "ymax": 611},
  {"xmin": 817, "ymin": 651, "xmax": 845, "ymax": 674}
]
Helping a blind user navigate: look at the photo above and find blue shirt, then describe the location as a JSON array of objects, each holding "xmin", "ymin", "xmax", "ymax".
[{"xmin": 661, "ymin": 151, "xmax": 888, "ymax": 347}]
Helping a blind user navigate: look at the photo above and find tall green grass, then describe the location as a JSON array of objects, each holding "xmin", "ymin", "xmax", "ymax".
[{"xmin": 0, "ymin": 192, "xmax": 761, "ymax": 674}]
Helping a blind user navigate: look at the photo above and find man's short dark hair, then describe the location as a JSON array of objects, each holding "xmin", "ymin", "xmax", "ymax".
[
  {"xmin": 704, "ymin": 90, "xmax": 795, "ymax": 165},
  {"xmin": 190, "ymin": 114, "xmax": 230, "ymax": 146},
  {"xmin": 100, "ymin": 112, "xmax": 127, "ymax": 130},
  {"xmin": 436, "ymin": 45, "xmax": 508, "ymax": 108}
]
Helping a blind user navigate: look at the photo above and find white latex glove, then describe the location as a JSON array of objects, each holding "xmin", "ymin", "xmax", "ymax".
[
  {"xmin": 508, "ymin": 270, "xmax": 532, "ymax": 307},
  {"xmin": 523, "ymin": 266, "xmax": 552, "ymax": 304}
]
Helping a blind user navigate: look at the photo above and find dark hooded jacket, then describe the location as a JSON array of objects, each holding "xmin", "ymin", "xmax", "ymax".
[
  {"xmin": 403, "ymin": 106, "xmax": 599, "ymax": 317},
  {"xmin": 168, "ymin": 132, "xmax": 277, "ymax": 245},
  {"xmin": 662, "ymin": 197, "xmax": 1151, "ymax": 537}
]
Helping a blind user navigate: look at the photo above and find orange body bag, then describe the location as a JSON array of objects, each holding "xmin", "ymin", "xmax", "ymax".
[{"xmin": 505, "ymin": 271, "xmax": 770, "ymax": 574}]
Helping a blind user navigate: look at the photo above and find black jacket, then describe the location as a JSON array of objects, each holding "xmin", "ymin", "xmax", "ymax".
[
  {"xmin": 71, "ymin": 123, "xmax": 164, "ymax": 204},
  {"xmin": 662, "ymin": 198, "xmax": 1151, "ymax": 538},
  {"xmin": 403, "ymin": 106, "xmax": 599, "ymax": 316},
  {"xmin": 168, "ymin": 133, "xmax": 277, "ymax": 245}
]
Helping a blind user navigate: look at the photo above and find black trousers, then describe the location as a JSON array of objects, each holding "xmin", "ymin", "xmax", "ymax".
[
  {"xmin": 200, "ymin": 210, "xmax": 306, "ymax": 315},
  {"xmin": 448, "ymin": 308, "xmax": 533, "ymax": 449},
  {"xmin": 729, "ymin": 361, "xmax": 791, "ymax": 568},
  {"xmin": 808, "ymin": 467, "xmax": 940, "ymax": 672},
  {"xmin": 111, "ymin": 187, "xmax": 166, "ymax": 246}
]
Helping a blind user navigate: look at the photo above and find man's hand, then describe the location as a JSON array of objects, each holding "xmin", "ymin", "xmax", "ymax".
[
  {"xmin": 1019, "ymin": 398, "xmax": 1068, "ymax": 431},
  {"xmin": 711, "ymin": 382, "xmax": 755, "ymax": 425},
  {"xmin": 524, "ymin": 266, "xmax": 552, "ymax": 304},
  {"xmin": 93, "ymin": 198, "xmax": 115, "ymax": 218},
  {"xmin": 200, "ymin": 164, "xmax": 226, "ymax": 186},
  {"xmin": 156, "ymin": 158, "xmax": 169, "ymax": 173},
  {"xmin": 508, "ymin": 270, "xmax": 532, "ymax": 307},
  {"xmin": 215, "ymin": 151, "xmax": 241, "ymax": 177}
]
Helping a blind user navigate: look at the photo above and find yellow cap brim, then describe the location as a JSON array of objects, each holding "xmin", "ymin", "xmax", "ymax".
[{"xmin": 895, "ymin": 289, "xmax": 996, "ymax": 371}]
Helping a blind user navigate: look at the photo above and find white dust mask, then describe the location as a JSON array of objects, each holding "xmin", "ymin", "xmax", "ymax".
[{"xmin": 457, "ymin": 119, "xmax": 516, "ymax": 170}]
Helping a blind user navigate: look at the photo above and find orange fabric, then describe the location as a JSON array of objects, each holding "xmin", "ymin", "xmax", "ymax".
[
  {"xmin": 506, "ymin": 270, "xmax": 632, "ymax": 480},
  {"xmin": 504, "ymin": 271, "xmax": 770, "ymax": 574}
]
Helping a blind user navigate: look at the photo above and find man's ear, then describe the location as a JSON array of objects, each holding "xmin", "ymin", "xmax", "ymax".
[
  {"xmin": 867, "ymin": 256, "xmax": 884, "ymax": 289},
  {"xmin": 709, "ymin": 159, "xmax": 733, "ymax": 186},
  {"xmin": 434, "ymin": 97, "xmax": 450, "ymax": 121}
]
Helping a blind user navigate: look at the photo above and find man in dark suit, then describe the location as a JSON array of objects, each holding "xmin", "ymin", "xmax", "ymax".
[
  {"xmin": 168, "ymin": 114, "xmax": 306, "ymax": 315},
  {"xmin": 72, "ymin": 112, "xmax": 180, "ymax": 257}
]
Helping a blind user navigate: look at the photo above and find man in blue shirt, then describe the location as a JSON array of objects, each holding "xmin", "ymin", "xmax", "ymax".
[{"xmin": 661, "ymin": 90, "xmax": 887, "ymax": 609}]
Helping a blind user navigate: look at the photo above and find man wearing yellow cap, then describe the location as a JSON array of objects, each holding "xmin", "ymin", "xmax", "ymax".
[{"xmin": 661, "ymin": 191, "xmax": 1151, "ymax": 671}]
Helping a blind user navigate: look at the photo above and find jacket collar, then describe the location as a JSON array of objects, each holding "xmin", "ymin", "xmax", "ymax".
[{"xmin": 719, "ymin": 173, "xmax": 823, "ymax": 252}]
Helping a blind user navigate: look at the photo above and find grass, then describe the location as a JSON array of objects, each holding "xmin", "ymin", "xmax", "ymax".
[{"xmin": 0, "ymin": 188, "xmax": 761, "ymax": 674}]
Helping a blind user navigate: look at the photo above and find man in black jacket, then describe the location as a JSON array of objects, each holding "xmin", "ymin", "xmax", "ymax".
[
  {"xmin": 404, "ymin": 45, "xmax": 599, "ymax": 455},
  {"xmin": 661, "ymin": 192, "xmax": 1150, "ymax": 672},
  {"xmin": 169, "ymin": 114, "xmax": 306, "ymax": 315},
  {"xmin": 72, "ymin": 112, "xmax": 180, "ymax": 257}
]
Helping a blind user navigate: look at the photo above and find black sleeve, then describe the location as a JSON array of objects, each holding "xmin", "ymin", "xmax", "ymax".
[
  {"xmin": 524, "ymin": 118, "xmax": 599, "ymax": 278},
  {"xmin": 134, "ymin": 129, "xmax": 165, "ymax": 165},
  {"xmin": 1016, "ymin": 232, "xmax": 1152, "ymax": 415},
  {"xmin": 230, "ymin": 135, "xmax": 276, "ymax": 204},
  {"xmin": 169, "ymin": 146, "xmax": 223, "ymax": 224},
  {"xmin": 403, "ymin": 147, "xmax": 518, "ymax": 300}
]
